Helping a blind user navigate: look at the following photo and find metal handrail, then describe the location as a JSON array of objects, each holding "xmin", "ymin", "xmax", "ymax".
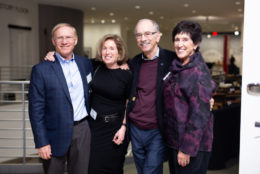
[{"xmin": 0, "ymin": 80, "xmax": 36, "ymax": 165}]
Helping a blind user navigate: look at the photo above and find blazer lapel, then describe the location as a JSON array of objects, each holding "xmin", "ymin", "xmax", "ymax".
[
  {"xmin": 157, "ymin": 49, "xmax": 166, "ymax": 79},
  {"xmin": 51, "ymin": 57, "xmax": 72, "ymax": 104}
]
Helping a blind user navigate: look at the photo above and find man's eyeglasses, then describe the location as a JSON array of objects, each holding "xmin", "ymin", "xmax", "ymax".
[
  {"xmin": 55, "ymin": 36, "xmax": 75, "ymax": 42},
  {"xmin": 135, "ymin": 31, "xmax": 157, "ymax": 39}
]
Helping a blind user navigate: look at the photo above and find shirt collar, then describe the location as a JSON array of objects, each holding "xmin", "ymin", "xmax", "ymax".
[
  {"xmin": 56, "ymin": 52, "xmax": 75, "ymax": 63},
  {"xmin": 142, "ymin": 48, "xmax": 159, "ymax": 61}
]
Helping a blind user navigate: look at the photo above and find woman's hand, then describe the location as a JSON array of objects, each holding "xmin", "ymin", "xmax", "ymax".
[
  {"xmin": 210, "ymin": 98, "xmax": 214, "ymax": 111},
  {"xmin": 44, "ymin": 51, "xmax": 55, "ymax": 62},
  {"xmin": 119, "ymin": 63, "xmax": 129, "ymax": 70},
  {"xmin": 177, "ymin": 150, "xmax": 190, "ymax": 167},
  {"xmin": 113, "ymin": 125, "xmax": 126, "ymax": 145}
]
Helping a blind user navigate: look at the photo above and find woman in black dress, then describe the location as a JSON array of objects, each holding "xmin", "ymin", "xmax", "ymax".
[{"xmin": 88, "ymin": 34, "xmax": 132, "ymax": 174}]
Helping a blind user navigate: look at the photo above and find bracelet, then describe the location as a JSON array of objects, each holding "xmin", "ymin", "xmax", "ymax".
[{"xmin": 122, "ymin": 123, "xmax": 127, "ymax": 127}]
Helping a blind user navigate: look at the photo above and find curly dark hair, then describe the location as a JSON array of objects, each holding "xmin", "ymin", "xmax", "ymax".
[{"xmin": 172, "ymin": 20, "xmax": 202, "ymax": 52}]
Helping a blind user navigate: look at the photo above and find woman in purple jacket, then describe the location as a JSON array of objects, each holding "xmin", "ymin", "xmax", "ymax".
[{"xmin": 163, "ymin": 20, "xmax": 216, "ymax": 174}]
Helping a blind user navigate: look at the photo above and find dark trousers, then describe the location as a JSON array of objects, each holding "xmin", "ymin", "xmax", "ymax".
[
  {"xmin": 168, "ymin": 148, "xmax": 210, "ymax": 174},
  {"xmin": 42, "ymin": 120, "xmax": 91, "ymax": 174},
  {"xmin": 130, "ymin": 123, "xmax": 165, "ymax": 174}
]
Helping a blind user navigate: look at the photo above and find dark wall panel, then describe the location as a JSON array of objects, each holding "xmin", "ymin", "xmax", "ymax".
[{"xmin": 39, "ymin": 4, "xmax": 83, "ymax": 60}]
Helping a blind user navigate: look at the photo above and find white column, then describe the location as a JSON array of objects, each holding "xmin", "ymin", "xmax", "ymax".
[{"xmin": 239, "ymin": 0, "xmax": 260, "ymax": 174}]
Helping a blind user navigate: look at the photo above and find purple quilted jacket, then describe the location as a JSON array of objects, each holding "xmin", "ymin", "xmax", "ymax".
[{"xmin": 163, "ymin": 52, "xmax": 216, "ymax": 157}]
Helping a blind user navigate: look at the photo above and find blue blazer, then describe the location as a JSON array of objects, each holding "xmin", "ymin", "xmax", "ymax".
[{"xmin": 29, "ymin": 55, "xmax": 93, "ymax": 157}]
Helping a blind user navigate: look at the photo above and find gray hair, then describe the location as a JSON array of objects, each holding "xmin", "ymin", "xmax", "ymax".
[
  {"xmin": 51, "ymin": 23, "xmax": 77, "ymax": 38},
  {"xmin": 134, "ymin": 19, "xmax": 160, "ymax": 34}
]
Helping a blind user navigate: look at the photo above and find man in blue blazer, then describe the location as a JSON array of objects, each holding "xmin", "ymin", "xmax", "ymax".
[{"xmin": 29, "ymin": 23, "xmax": 93, "ymax": 174}]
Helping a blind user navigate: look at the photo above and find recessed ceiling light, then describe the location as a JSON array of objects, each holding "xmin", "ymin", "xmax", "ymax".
[
  {"xmin": 192, "ymin": 10, "xmax": 196, "ymax": 14},
  {"xmin": 235, "ymin": 1, "xmax": 241, "ymax": 5},
  {"xmin": 91, "ymin": 18, "xmax": 95, "ymax": 24},
  {"xmin": 207, "ymin": 34, "xmax": 211, "ymax": 38},
  {"xmin": 124, "ymin": 17, "xmax": 129, "ymax": 20},
  {"xmin": 109, "ymin": 12, "xmax": 114, "ymax": 16},
  {"xmin": 234, "ymin": 31, "xmax": 240, "ymax": 35},
  {"xmin": 91, "ymin": 7, "xmax": 96, "ymax": 11},
  {"xmin": 184, "ymin": 3, "xmax": 189, "ymax": 8},
  {"xmin": 111, "ymin": 19, "xmax": 116, "ymax": 23},
  {"xmin": 135, "ymin": 5, "xmax": 141, "ymax": 9},
  {"xmin": 237, "ymin": 8, "xmax": 243, "ymax": 12},
  {"xmin": 159, "ymin": 16, "xmax": 164, "ymax": 20},
  {"xmin": 149, "ymin": 11, "xmax": 154, "ymax": 15},
  {"xmin": 101, "ymin": 20, "xmax": 106, "ymax": 24}
]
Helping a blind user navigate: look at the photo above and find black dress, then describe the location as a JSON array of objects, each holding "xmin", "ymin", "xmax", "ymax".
[{"xmin": 89, "ymin": 64, "xmax": 132, "ymax": 174}]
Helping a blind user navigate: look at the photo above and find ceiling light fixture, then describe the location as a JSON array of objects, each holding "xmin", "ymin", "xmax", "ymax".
[
  {"xmin": 184, "ymin": 3, "xmax": 189, "ymax": 8},
  {"xmin": 159, "ymin": 16, "xmax": 164, "ymax": 20},
  {"xmin": 135, "ymin": 5, "xmax": 141, "ymax": 9},
  {"xmin": 91, "ymin": 7, "xmax": 96, "ymax": 11},
  {"xmin": 124, "ymin": 17, "xmax": 128, "ymax": 20},
  {"xmin": 101, "ymin": 20, "xmax": 106, "ymax": 24},
  {"xmin": 149, "ymin": 11, "xmax": 154, "ymax": 15},
  {"xmin": 237, "ymin": 8, "xmax": 243, "ymax": 12},
  {"xmin": 192, "ymin": 10, "xmax": 196, "ymax": 14},
  {"xmin": 235, "ymin": 1, "xmax": 241, "ymax": 5},
  {"xmin": 111, "ymin": 19, "xmax": 116, "ymax": 23},
  {"xmin": 234, "ymin": 31, "xmax": 240, "ymax": 36},
  {"xmin": 109, "ymin": 12, "xmax": 114, "ymax": 16}
]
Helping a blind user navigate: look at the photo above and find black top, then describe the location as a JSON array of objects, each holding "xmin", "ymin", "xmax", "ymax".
[{"xmin": 90, "ymin": 64, "xmax": 132, "ymax": 115}]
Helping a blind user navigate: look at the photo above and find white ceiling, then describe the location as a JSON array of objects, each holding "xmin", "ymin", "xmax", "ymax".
[{"xmin": 36, "ymin": 0, "xmax": 244, "ymax": 32}]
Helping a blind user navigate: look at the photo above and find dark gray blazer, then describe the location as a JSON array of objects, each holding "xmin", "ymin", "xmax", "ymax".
[{"xmin": 127, "ymin": 47, "xmax": 177, "ymax": 136}]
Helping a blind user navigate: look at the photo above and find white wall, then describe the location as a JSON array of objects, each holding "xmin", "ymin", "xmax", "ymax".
[
  {"xmin": 200, "ymin": 35, "xmax": 242, "ymax": 74},
  {"xmin": 201, "ymin": 36, "xmax": 224, "ymax": 64},
  {"xmin": 230, "ymin": 35, "xmax": 243, "ymax": 73},
  {"xmin": 0, "ymin": 0, "xmax": 39, "ymax": 66},
  {"xmin": 83, "ymin": 24, "xmax": 121, "ymax": 58}
]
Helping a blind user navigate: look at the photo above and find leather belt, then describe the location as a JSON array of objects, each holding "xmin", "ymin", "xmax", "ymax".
[
  {"xmin": 74, "ymin": 116, "xmax": 88, "ymax": 126},
  {"xmin": 97, "ymin": 113, "xmax": 121, "ymax": 123}
]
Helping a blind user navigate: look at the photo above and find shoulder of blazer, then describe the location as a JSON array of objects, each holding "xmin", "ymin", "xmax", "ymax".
[
  {"xmin": 129, "ymin": 53, "xmax": 142, "ymax": 69},
  {"xmin": 159, "ymin": 48, "xmax": 176, "ymax": 61},
  {"xmin": 32, "ymin": 60, "xmax": 55, "ymax": 72},
  {"xmin": 74, "ymin": 55, "xmax": 93, "ymax": 73}
]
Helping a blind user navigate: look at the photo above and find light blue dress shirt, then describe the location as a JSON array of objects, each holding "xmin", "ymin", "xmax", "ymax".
[{"xmin": 56, "ymin": 52, "xmax": 87, "ymax": 121}]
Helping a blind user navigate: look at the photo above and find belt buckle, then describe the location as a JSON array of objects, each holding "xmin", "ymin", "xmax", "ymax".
[{"xmin": 104, "ymin": 116, "xmax": 109, "ymax": 123}]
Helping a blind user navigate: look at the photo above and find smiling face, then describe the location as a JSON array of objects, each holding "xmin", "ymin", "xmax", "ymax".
[
  {"xmin": 135, "ymin": 19, "xmax": 161, "ymax": 59},
  {"xmin": 101, "ymin": 39, "xmax": 119, "ymax": 69},
  {"xmin": 174, "ymin": 32, "xmax": 199, "ymax": 65},
  {"xmin": 52, "ymin": 26, "xmax": 78, "ymax": 60}
]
